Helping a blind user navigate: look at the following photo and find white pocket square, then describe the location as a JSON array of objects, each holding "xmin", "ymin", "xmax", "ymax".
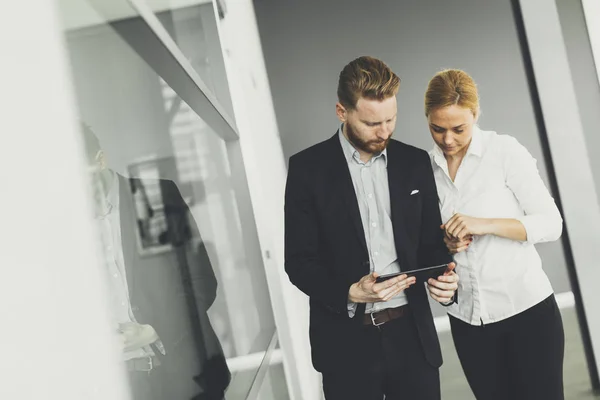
[{"xmin": 410, "ymin": 189, "xmax": 419, "ymax": 195}]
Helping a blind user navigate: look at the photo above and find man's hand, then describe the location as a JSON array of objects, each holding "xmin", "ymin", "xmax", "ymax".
[
  {"xmin": 427, "ymin": 262, "xmax": 459, "ymax": 304},
  {"xmin": 443, "ymin": 234, "xmax": 473, "ymax": 254},
  {"xmin": 442, "ymin": 214, "xmax": 490, "ymax": 240},
  {"xmin": 348, "ymin": 272, "xmax": 416, "ymax": 304}
]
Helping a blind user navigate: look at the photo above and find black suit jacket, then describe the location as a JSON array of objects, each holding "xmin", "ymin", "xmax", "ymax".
[
  {"xmin": 118, "ymin": 176, "xmax": 230, "ymax": 398},
  {"xmin": 284, "ymin": 134, "xmax": 451, "ymax": 372}
]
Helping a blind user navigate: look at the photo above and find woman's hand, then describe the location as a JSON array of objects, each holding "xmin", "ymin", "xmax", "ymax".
[
  {"xmin": 443, "ymin": 234, "xmax": 473, "ymax": 254},
  {"xmin": 442, "ymin": 213, "xmax": 490, "ymax": 240}
]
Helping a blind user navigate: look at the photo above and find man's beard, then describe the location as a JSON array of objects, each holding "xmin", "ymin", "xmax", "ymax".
[{"xmin": 346, "ymin": 122, "xmax": 390, "ymax": 155}]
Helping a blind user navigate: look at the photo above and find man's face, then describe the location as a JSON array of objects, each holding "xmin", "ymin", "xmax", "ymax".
[
  {"xmin": 337, "ymin": 96, "xmax": 397, "ymax": 155},
  {"xmin": 88, "ymin": 149, "xmax": 106, "ymax": 172},
  {"xmin": 427, "ymin": 105, "xmax": 476, "ymax": 157}
]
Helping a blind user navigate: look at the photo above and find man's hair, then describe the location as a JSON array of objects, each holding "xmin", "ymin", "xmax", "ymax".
[
  {"xmin": 337, "ymin": 56, "xmax": 401, "ymax": 110},
  {"xmin": 80, "ymin": 121, "xmax": 102, "ymax": 161}
]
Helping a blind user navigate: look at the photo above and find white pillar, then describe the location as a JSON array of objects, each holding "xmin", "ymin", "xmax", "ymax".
[
  {"xmin": 0, "ymin": 1, "xmax": 130, "ymax": 399},
  {"xmin": 519, "ymin": 0, "xmax": 600, "ymax": 388},
  {"xmin": 582, "ymin": 0, "xmax": 600, "ymax": 87},
  {"xmin": 213, "ymin": 0, "xmax": 323, "ymax": 399}
]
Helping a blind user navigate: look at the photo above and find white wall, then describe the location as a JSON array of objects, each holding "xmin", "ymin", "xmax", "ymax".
[
  {"xmin": 557, "ymin": 0, "xmax": 600, "ymax": 207},
  {"xmin": 519, "ymin": 0, "xmax": 600, "ymax": 387},
  {"xmin": 0, "ymin": 0, "xmax": 129, "ymax": 399},
  {"xmin": 582, "ymin": 0, "xmax": 600, "ymax": 88},
  {"xmin": 215, "ymin": 0, "xmax": 322, "ymax": 399}
]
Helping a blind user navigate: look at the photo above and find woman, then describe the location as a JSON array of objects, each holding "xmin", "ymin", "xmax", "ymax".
[{"xmin": 424, "ymin": 69, "xmax": 564, "ymax": 400}]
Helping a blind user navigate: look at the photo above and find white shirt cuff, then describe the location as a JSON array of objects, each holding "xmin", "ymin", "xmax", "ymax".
[
  {"xmin": 347, "ymin": 301, "xmax": 357, "ymax": 318},
  {"xmin": 517, "ymin": 214, "xmax": 562, "ymax": 244}
]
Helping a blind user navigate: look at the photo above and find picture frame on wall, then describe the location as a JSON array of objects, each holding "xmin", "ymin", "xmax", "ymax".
[{"xmin": 127, "ymin": 156, "xmax": 192, "ymax": 257}]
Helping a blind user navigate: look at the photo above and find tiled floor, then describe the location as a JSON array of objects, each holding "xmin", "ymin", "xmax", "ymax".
[
  {"xmin": 439, "ymin": 307, "xmax": 600, "ymax": 400},
  {"xmin": 256, "ymin": 306, "xmax": 600, "ymax": 399}
]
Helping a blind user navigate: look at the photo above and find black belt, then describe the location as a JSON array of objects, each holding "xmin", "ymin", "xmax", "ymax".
[
  {"xmin": 363, "ymin": 304, "xmax": 409, "ymax": 327},
  {"xmin": 126, "ymin": 356, "xmax": 157, "ymax": 372}
]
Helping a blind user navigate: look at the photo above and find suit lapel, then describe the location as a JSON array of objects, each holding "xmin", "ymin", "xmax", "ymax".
[
  {"xmin": 118, "ymin": 175, "xmax": 137, "ymax": 292},
  {"xmin": 386, "ymin": 141, "xmax": 411, "ymax": 268},
  {"xmin": 327, "ymin": 135, "xmax": 368, "ymax": 253}
]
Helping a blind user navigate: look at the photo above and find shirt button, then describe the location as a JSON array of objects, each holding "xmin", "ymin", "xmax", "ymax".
[
  {"xmin": 368, "ymin": 193, "xmax": 373, "ymax": 198},
  {"xmin": 113, "ymin": 273, "xmax": 118, "ymax": 278},
  {"xmin": 371, "ymin": 222, "xmax": 377, "ymax": 228},
  {"xmin": 374, "ymin": 251, "xmax": 379, "ymax": 257}
]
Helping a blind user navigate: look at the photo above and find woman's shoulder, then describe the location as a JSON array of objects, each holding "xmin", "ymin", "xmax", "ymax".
[{"xmin": 480, "ymin": 128, "xmax": 526, "ymax": 155}]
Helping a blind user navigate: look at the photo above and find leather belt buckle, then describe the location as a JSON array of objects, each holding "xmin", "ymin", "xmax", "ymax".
[
  {"xmin": 364, "ymin": 305, "xmax": 408, "ymax": 327},
  {"xmin": 127, "ymin": 356, "xmax": 154, "ymax": 372},
  {"xmin": 370, "ymin": 311, "xmax": 386, "ymax": 327}
]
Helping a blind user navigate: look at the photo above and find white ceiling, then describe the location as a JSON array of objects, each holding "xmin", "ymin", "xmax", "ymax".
[{"xmin": 58, "ymin": 0, "xmax": 212, "ymax": 31}]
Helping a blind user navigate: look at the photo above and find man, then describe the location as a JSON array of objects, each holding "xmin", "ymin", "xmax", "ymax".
[
  {"xmin": 82, "ymin": 124, "xmax": 230, "ymax": 400},
  {"xmin": 284, "ymin": 56, "xmax": 458, "ymax": 400}
]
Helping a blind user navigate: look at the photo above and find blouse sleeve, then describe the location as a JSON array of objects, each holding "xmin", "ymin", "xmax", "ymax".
[{"xmin": 503, "ymin": 136, "xmax": 563, "ymax": 244}]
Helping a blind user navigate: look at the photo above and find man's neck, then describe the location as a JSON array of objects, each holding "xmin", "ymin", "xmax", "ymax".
[
  {"xmin": 99, "ymin": 168, "xmax": 116, "ymax": 198},
  {"xmin": 342, "ymin": 125, "xmax": 374, "ymax": 163}
]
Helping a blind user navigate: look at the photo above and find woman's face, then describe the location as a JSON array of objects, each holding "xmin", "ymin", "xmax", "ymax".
[{"xmin": 427, "ymin": 105, "xmax": 477, "ymax": 158}]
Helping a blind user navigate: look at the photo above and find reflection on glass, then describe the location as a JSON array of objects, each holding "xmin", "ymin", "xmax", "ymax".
[
  {"xmin": 82, "ymin": 123, "xmax": 231, "ymax": 398},
  {"xmin": 151, "ymin": 1, "xmax": 235, "ymax": 117},
  {"xmin": 57, "ymin": 0, "xmax": 279, "ymax": 398},
  {"xmin": 255, "ymin": 364, "xmax": 291, "ymax": 400}
]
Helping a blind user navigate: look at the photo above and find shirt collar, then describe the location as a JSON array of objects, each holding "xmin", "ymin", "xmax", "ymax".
[
  {"xmin": 338, "ymin": 124, "xmax": 388, "ymax": 166},
  {"xmin": 467, "ymin": 125, "xmax": 483, "ymax": 157},
  {"xmin": 431, "ymin": 125, "xmax": 483, "ymax": 167}
]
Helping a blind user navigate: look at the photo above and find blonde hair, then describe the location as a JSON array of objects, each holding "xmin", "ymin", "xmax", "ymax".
[
  {"xmin": 337, "ymin": 56, "xmax": 400, "ymax": 110},
  {"xmin": 424, "ymin": 69, "xmax": 479, "ymax": 117}
]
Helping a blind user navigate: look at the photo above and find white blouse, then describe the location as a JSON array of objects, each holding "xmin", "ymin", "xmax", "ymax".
[{"xmin": 430, "ymin": 127, "xmax": 563, "ymax": 325}]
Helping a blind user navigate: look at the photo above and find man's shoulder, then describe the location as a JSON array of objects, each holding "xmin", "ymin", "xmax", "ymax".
[
  {"xmin": 478, "ymin": 128, "xmax": 527, "ymax": 159},
  {"xmin": 290, "ymin": 135, "xmax": 337, "ymax": 164},
  {"xmin": 289, "ymin": 135, "xmax": 342, "ymax": 171},
  {"xmin": 127, "ymin": 175, "xmax": 176, "ymax": 185},
  {"xmin": 387, "ymin": 139, "xmax": 429, "ymax": 161},
  {"xmin": 124, "ymin": 175, "xmax": 186, "ymax": 206},
  {"xmin": 126, "ymin": 176, "xmax": 178, "ymax": 191}
]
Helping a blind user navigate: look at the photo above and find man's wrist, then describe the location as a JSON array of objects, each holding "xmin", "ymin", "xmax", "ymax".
[
  {"xmin": 348, "ymin": 283, "xmax": 356, "ymax": 303},
  {"xmin": 440, "ymin": 293, "xmax": 456, "ymax": 307},
  {"xmin": 348, "ymin": 283, "xmax": 358, "ymax": 303}
]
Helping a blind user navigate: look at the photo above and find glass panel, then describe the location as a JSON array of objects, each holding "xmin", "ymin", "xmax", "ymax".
[
  {"xmin": 56, "ymin": 1, "xmax": 279, "ymax": 398},
  {"xmin": 253, "ymin": 339, "xmax": 290, "ymax": 400},
  {"xmin": 149, "ymin": 0, "xmax": 235, "ymax": 118},
  {"xmin": 254, "ymin": 364, "xmax": 291, "ymax": 400}
]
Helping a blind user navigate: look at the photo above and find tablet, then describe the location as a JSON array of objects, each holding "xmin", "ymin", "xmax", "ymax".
[{"xmin": 375, "ymin": 263, "xmax": 450, "ymax": 283}]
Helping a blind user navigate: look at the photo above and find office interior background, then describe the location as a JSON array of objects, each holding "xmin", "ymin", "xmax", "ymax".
[{"xmin": 1, "ymin": 0, "xmax": 600, "ymax": 399}]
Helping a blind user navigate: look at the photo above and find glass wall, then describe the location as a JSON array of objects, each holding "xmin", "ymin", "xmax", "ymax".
[{"xmin": 56, "ymin": 1, "xmax": 288, "ymax": 398}]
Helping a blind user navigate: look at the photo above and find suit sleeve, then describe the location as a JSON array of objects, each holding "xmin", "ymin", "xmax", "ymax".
[
  {"xmin": 162, "ymin": 180, "xmax": 218, "ymax": 310},
  {"xmin": 284, "ymin": 156, "xmax": 352, "ymax": 316},
  {"xmin": 417, "ymin": 152, "xmax": 452, "ymax": 269}
]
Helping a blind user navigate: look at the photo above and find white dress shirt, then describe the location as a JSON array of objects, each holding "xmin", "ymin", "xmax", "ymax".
[
  {"xmin": 95, "ymin": 173, "xmax": 156, "ymax": 360},
  {"xmin": 430, "ymin": 126, "xmax": 563, "ymax": 325},
  {"xmin": 339, "ymin": 127, "xmax": 408, "ymax": 318}
]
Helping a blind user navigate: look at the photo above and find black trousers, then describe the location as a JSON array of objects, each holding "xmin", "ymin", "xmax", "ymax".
[
  {"xmin": 322, "ymin": 312, "xmax": 440, "ymax": 400},
  {"xmin": 449, "ymin": 294, "xmax": 565, "ymax": 400}
]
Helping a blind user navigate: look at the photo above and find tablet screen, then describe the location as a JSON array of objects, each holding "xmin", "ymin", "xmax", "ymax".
[{"xmin": 375, "ymin": 264, "xmax": 449, "ymax": 283}]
